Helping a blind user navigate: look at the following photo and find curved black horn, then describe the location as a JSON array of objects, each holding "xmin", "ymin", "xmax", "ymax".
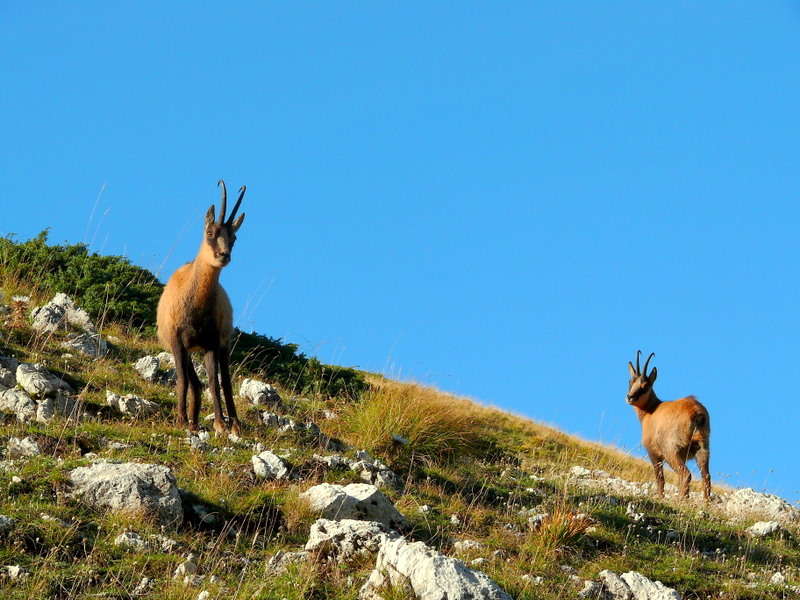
[
  {"xmin": 635, "ymin": 350, "xmax": 642, "ymax": 374},
  {"xmin": 217, "ymin": 180, "xmax": 228, "ymax": 224},
  {"xmin": 227, "ymin": 185, "xmax": 246, "ymax": 225},
  {"xmin": 643, "ymin": 352, "xmax": 655, "ymax": 376}
]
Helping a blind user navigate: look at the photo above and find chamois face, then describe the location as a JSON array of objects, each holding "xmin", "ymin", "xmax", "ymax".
[
  {"xmin": 203, "ymin": 204, "xmax": 244, "ymax": 268},
  {"xmin": 626, "ymin": 361, "xmax": 657, "ymax": 406}
]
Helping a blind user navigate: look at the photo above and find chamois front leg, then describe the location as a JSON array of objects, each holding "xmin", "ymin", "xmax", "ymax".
[
  {"xmin": 186, "ymin": 356, "xmax": 203, "ymax": 432},
  {"xmin": 204, "ymin": 349, "xmax": 226, "ymax": 434},
  {"xmin": 669, "ymin": 455, "xmax": 692, "ymax": 498},
  {"xmin": 219, "ymin": 345, "xmax": 240, "ymax": 435},
  {"xmin": 171, "ymin": 341, "xmax": 190, "ymax": 428}
]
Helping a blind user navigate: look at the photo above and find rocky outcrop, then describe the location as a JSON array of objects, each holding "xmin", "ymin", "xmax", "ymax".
[
  {"xmin": 0, "ymin": 387, "xmax": 81, "ymax": 423},
  {"xmin": 359, "ymin": 536, "xmax": 513, "ymax": 600},
  {"xmin": 722, "ymin": 488, "xmax": 800, "ymax": 524},
  {"xmin": 305, "ymin": 518, "xmax": 397, "ymax": 562},
  {"xmin": 69, "ymin": 462, "xmax": 183, "ymax": 527},
  {"xmin": 300, "ymin": 483, "xmax": 410, "ymax": 531}
]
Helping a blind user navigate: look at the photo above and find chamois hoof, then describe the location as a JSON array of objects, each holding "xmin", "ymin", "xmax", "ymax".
[
  {"xmin": 213, "ymin": 420, "xmax": 227, "ymax": 435},
  {"xmin": 229, "ymin": 421, "xmax": 242, "ymax": 437}
]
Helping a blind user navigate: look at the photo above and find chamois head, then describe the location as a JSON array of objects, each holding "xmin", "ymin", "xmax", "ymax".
[
  {"xmin": 626, "ymin": 350, "xmax": 657, "ymax": 407},
  {"xmin": 202, "ymin": 180, "xmax": 246, "ymax": 268}
]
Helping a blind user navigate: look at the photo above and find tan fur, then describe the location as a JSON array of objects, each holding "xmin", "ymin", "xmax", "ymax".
[
  {"xmin": 627, "ymin": 352, "xmax": 711, "ymax": 500},
  {"xmin": 157, "ymin": 181, "xmax": 246, "ymax": 434}
]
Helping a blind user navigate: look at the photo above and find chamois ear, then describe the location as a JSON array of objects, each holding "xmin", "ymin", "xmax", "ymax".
[
  {"xmin": 628, "ymin": 362, "xmax": 636, "ymax": 378},
  {"xmin": 230, "ymin": 212, "xmax": 245, "ymax": 234},
  {"xmin": 205, "ymin": 205, "xmax": 216, "ymax": 228},
  {"xmin": 648, "ymin": 367, "xmax": 657, "ymax": 384}
]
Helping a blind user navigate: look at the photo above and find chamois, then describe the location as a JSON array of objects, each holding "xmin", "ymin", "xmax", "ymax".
[
  {"xmin": 157, "ymin": 181, "xmax": 246, "ymax": 435},
  {"xmin": 626, "ymin": 351, "xmax": 711, "ymax": 500}
]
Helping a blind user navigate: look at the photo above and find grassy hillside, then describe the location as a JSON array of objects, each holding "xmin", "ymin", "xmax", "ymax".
[{"xmin": 0, "ymin": 234, "xmax": 797, "ymax": 600}]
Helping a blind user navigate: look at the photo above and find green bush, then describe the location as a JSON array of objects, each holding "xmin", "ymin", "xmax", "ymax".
[{"xmin": 0, "ymin": 230, "xmax": 162, "ymax": 328}]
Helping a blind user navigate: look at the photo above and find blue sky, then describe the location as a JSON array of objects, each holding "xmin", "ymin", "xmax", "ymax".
[{"xmin": 2, "ymin": 3, "xmax": 798, "ymax": 502}]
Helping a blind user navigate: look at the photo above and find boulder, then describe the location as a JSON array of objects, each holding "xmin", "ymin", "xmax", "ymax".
[
  {"xmin": 62, "ymin": 332, "xmax": 108, "ymax": 357},
  {"xmin": 359, "ymin": 536, "xmax": 513, "ymax": 600},
  {"xmin": 16, "ymin": 363, "xmax": 73, "ymax": 397},
  {"xmin": 133, "ymin": 356, "xmax": 160, "ymax": 383},
  {"xmin": 744, "ymin": 521, "xmax": 781, "ymax": 538},
  {"xmin": 69, "ymin": 462, "xmax": 183, "ymax": 527},
  {"xmin": 722, "ymin": 488, "xmax": 800, "ymax": 524},
  {"xmin": 305, "ymin": 518, "xmax": 397, "ymax": 562},
  {"xmin": 240, "ymin": 378, "xmax": 282, "ymax": 407},
  {"xmin": 300, "ymin": 483, "xmax": 410, "ymax": 531},
  {"xmin": 35, "ymin": 391, "xmax": 83, "ymax": 423},
  {"xmin": 0, "ymin": 356, "xmax": 19, "ymax": 389},
  {"xmin": 0, "ymin": 389, "xmax": 38, "ymax": 422},
  {"xmin": 31, "ymin": 293, "xmax": 97, "ymax": 334},
  {"xmin": 105, "ymin": 390, "xmax": 160, "ymax": 417},
  {"xmin": 7, "ymin": 436, "xmax": 42, "ymax": 458},
  {"xmin": 620, "ymin": 571, "xmax": 681, "ymax": 600},
  {"xmin": 252, "ymin": 450, "xmax": 290, "ymax": 480}
]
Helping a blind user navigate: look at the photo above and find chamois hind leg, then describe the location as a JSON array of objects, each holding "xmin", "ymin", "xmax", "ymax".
[
  {"xmin": 218, "ymin": 345, "xmax": 240, "ymax": 435},
  {"xmin": 186, "ymin": 356, "xmax": 203, "ymax": 431},
  {"xmin": 648, "ymin": 453, "xmax": 665, "ymax": 498},
  {"xmin": 204, "ymin": 349, "xmax": 226, "ymax": 434},
  {"xmin": 695, "ymin": 443, "xmax": 711, "ymax": 501},
  {"xmin": 171, "ymin": 341, "xmax": 191, "ymax": 428},
  {"xmin": 669, "ymin": 454, "xmax": 692, "ymax": 498}
]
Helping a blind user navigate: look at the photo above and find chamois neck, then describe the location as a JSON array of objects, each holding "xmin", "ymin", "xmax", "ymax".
[
  {"xmin": 190, "ymin": 254, "xmax": 222, "ymax": 306},
  {"xmin": 634, "ymin": 391, "xmax": 662, "ymax": 419}
]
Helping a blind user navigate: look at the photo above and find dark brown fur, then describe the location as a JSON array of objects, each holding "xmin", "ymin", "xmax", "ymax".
[
  {"xmin": 627, "ymin": 351, "xmax": 711, "ymax": 500},
  {"xmin": 157, "ymin": 181, "xmax": 245, "ymax": 434}
]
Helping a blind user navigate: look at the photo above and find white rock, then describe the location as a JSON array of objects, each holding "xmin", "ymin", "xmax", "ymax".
[
  {"xmin": 300, "ymin": 483, "xmax": 410, "ymax": 531},
  {"xmin": 133, "ymin": 356, "xmax": 160, "ymax": 382},
  {"xmin": 599, "ymin": 570, "xmax": 633, "ymax": 600},
  {"xmin": 69, "ymin": 462, "xmax": 183, "ymax": 527},
  {"xmin": 453, "ymin": 539, "xmax": 484, "ymax": 554},
  {"xmin": 305, "ymin": 518, "xmax": 396, "ymax": 561},
  {"xmin": 35, "ymin": 391, "xmax": 83, "ymax": 423},
  {"xmin": 745, "ymin": 521, "xmax": 781, "ymax": 538},
  {"xmin": 620, "ymin": 571, "xmax": 681, "ymax": 600},
  {"xmin": 105, "ymin": 390, "xmax": 160, "ymax": 417},
  {"xmin": 723, "ymin": 488, "xmax": 800, "ymax": 524},
  {"xmin": 0, "ymin": 356, "xmax": 19, "ymax": 388},
  {"xmin": 252, "ymin": 451, "xmax": 290, "ymax": 480},
  {"xmin": 359, "ymin": 536, "xmax": 513, "ymax": 600},
  {"xmin": 61, "ymin": 332, "xmax": 107, "ymax": 357},
  {"xmin": 570, "ymin": 466, "xmax": 592, "ymax": 477},
  {"xmin": 174, "ymin": 553, "xmax": 198, "ymax": 579},
  {"xmin": 265, "ymin": 550, "xmax": 310, "ymax": 577},
  {"xmin": 770, "ymin": 572, "xmax": 785, "ymax": 586},
  {"xmin": 114, "ymin": 531, "xmax": 148, "ymax": 551},
  {"xmin": 0, "ymin": 389, "xmax": 38, "ymax": 422},
  {"xmin": 16, "ymin": 363, "xmax": 73, "ymax": 397},
  {"xmin": 239, "ymin": 378, "xmax": 282, "ymax": 407},
  {"xmin": 7, "ymin": 436, "xmax": 41, "ymax": 458}
]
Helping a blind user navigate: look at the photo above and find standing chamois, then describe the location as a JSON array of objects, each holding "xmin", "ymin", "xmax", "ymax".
[
  {"xmin": 626, "ymin": 351, "xmax": 711, "ymax": 500},
  {"xmin": 157, "ymin": 181, "xmax": 246, "ymax": 434}
]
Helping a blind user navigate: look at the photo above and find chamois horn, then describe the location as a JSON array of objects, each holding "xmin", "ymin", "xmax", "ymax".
[
  {"xmin": 226, "ymin": 185, "xmax": 246, "ymax": 225},
  {"xmin": 217, "ymin": 180, "xmax": 228, "ymax": 224},
  {"xmin": 643, "ymin": 352, "xmax": 655, "ymax": 376}
]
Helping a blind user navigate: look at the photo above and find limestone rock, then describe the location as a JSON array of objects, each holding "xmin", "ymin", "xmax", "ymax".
[
  {"xmin": 16, "ymin": 363, "xmax": 73, "ymax": 397},
  {"xmin": 0, "ymin": 356, "xmax": 19, "ymax": 389},
  {"xmin": 620, "ymin": 571, "xmax": 681, "ymax": 600},
  {"xmin": 7, "ymin": 436, "xmax": 42, "ymax": 458},
  {"xmin": 722, "ymin": 488, "xmax": 800, "ymax": 524},
  {"xmin": 133, "ymin": 356, "xmax": 160, "ymax": 383},
  {"xmin": 305, "ymin": 518, "xmax": 397, "ymax": 562},
  {"xmin": 62, "ymin": 332, "xmax": 108, "ymax": 357},
  {"xmin": 300, "ymin": 483, "xmax": 410, "ymax": 531},
  {"xmin": 106, "ymin": 390, "xmax": 160, "ymax": 417},
  {"xmin": 69, "ymin": 462, "xmax": 183, "ymax": 527},
  {"xmin": 240, "ymin": 378, "xmax": 282, "ymax": 407},
  {"xmin": 31, "ymin": 293, "xmax": 97, "ymax": 335},
  {"xmin": 251, "ymin": 451, "xmax": 290, "ymax": 480},
  {"xmin": 744, "ymin": 521, "xmax": 782, "ymax": 538},
  {"xmin": 0, "ymin": 389, "xmax": 38, "ymax": 422},
  {"xmin": 359, "ymin": 536, "xmax": 513, "ymax": 600}
]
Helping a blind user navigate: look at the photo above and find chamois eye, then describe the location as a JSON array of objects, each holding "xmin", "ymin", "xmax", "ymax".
[{"xmin": 206, "ymin": 230, "xmax": 213, "ymax": 238}]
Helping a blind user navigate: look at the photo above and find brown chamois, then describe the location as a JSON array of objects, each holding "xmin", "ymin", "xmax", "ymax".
[
  {"xmin": 626, "ymin": 351, "xmax": 711, "ymax": 501},
  {"xmin": 157, "ymin": 181, "xmax": 246, "ymax": 435}
]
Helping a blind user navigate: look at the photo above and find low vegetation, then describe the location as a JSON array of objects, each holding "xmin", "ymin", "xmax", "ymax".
[{"xmin": 0, "ymin": 233, "xmax": 797, "ymax": 600}]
